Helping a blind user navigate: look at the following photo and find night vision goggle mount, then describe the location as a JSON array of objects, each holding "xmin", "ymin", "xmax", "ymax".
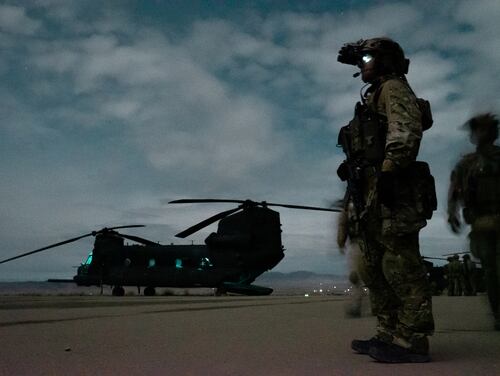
[{"xmin": 337, "ymin": 40, "xmax": 366, "ymax": 66}]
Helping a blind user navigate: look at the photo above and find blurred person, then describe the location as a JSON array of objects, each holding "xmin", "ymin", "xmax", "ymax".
[{"xmin": 448, "ymin": 113, "xmax": 500, "ymax": 329}]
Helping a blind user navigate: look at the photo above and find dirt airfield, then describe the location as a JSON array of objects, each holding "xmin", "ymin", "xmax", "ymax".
[{"xmin": 0, "ymin": 294, "xmax": 499, "ymax": 376}]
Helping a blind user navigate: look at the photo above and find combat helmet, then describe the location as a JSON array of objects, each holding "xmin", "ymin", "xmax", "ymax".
[
  {"xmin": 361, "ymin": 38, "xmax": 409, "ymax": 76},
  {"xmin": 338, "ymin": 37, "xmax": 410, "ymax": 76}
]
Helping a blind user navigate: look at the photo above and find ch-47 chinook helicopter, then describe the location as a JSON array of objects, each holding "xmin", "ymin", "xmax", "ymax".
[{"xmin": 0, "ymin": 199, "xmax": 339, "ymax": 296}]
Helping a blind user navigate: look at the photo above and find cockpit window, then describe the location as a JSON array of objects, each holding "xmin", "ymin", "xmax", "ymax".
[
  {"xmin": 84, "ymin": 252, "xmax": 93, "ymax": 265},
  {"xmin": 199, "ymin": 257, "xmax": 213, "ymax": 269}
]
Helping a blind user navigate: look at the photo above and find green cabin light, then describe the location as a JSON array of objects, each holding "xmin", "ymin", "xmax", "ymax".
[
  {"xmin": 84, "ymin": 252, "xmax": 93, "ymax": 265},
  {"xmin": 175, "ymin": 259, "xmax": 183, "ymax": 269}
]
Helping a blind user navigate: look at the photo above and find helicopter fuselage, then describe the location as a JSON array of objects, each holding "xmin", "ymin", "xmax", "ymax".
[{"xmin": 73, "ymin": 206, "xmax": 285, "ymax": 295}]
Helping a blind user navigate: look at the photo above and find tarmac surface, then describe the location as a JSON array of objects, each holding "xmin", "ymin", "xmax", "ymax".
[{"xmin": 0, "ymin": 294, "xmax": 499, "ymax": 375}]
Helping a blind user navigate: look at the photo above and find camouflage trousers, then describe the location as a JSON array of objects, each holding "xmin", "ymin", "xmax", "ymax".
[
  {"xmin": 355, "ymin": 229, "xmax": 435, "ymax": 346},
  {"xmin": 470, "ymin": 229, "xmax": 500, "ymax": 320}
]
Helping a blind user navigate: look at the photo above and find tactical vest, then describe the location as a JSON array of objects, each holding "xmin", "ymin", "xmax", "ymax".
[
  {"xmin": 337, "ymin": 80, "xmax": 433, "ymax": 165},
  {"xmin": 337, "ymin": 94, "xmax": 437, "ymax": 220},
  {"xmin": 337, "ymin": 101, "xmax": 386, "ymax": 166}
]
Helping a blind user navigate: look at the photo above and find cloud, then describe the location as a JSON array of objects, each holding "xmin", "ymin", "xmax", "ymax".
[
  {"xmin": 1, "ymin": 1, "xmax": 499, "ymax": 280},
  {"xmin": 0, "ymin": 4, "xmax": 42, "ymax": 35}
]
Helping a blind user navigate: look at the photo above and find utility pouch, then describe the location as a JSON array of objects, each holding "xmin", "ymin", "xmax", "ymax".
[
  {"xmin": 411, "ymin": 161, "xmax": 437, "ymax": 219},
  {"xmin": 398, "ymin": 161, "xmax": 437, "ymax": 219},
  {"xmin": 416, "ymin": 98, "xmax": 433, "ymax": 131}
]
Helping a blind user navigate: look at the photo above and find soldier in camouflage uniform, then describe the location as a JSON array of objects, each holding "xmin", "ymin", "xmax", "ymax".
[
  {"xmin": 447, "ymin": 113, "xmax": 500, "ymax": 329},
  {"xmin": 336, "ymin": 37, "xmax": 435, "ymax": 363},
  {"xmin": 447, "ymin": 254, "xmax": 463, "ymax": 296},
  {"xmin": 444, "ymin": 256, "xmax": 455, "ymax": 296}
]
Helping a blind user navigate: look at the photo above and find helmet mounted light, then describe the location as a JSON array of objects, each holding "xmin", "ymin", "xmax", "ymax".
[{"xmin": 361, "ymin": 54, "xmax": 374, "ymax": 64}]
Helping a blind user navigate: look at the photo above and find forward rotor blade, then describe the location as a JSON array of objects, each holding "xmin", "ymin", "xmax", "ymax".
[
  {"xmin": 0, "ymin": 225, "xmax": 146, "ymax": 265},
  {"xmin": 0, "ymin": 233, "xmax": 93, "ymax": 265},
  {"xmin": 265, "ymin": 202, "xmax": 342, "ymax": 212},
  {"xmin": 175, "ymin": 207, "xmax": 242, "ymax": 238}
]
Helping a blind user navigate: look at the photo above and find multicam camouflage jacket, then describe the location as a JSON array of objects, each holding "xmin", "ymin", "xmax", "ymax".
[
  {"xmin": 366, "ymin": 76, "xmax": 423, "ymax": 169},
  {"xmin": 348, "ymin": 76, "xmax": 426, "ymax": 235},
  {"xmin": 358, "ymin": 76, "xmax": 428, "ymax": 235}
]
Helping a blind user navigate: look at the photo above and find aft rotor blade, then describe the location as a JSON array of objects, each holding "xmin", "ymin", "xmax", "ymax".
[
  {"xmin": 175, "ymin": 206, "xmax": 242, "ymax": 238},
  {"xmin": 0, "ymin": 233, "xmax": 94, "ymax": 265},
  {"xmin": 106, "ymin": 225, "xmax": 145, "ymax": 231},
  {"xmin": 170, "ymin": 198, "xmax": 341, "ymax": 212},
  {"xmin": 169, "ymin": 199, "xmax": 246, "ymax": 204},
  {"xmin": 265, "ymin": 202, "xmax": 342, "ymax": 212},
  {"xmin": 118, "ymin": 233, "xmax": 160, "ymax": 247}
]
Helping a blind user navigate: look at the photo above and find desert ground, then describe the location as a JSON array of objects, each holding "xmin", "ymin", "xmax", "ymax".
[{"xmin": 0, "ymin": 294, "xmax": 499, "ymax": 375}]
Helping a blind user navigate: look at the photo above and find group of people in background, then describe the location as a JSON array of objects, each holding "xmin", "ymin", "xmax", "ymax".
[{"xmin": 444, "ymin": 254, "xmax": 478, "ymax": 297}]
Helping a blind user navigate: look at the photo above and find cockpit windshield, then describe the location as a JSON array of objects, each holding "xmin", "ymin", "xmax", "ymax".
[{"xmin": 83, "ymin": 252, "xmax": 93, "ymax": 265}]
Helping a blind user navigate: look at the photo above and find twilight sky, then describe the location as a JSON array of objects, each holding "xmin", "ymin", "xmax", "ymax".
[{"xmin": 1, "ymin": 0, "xmax": 499, "ymax": 280}]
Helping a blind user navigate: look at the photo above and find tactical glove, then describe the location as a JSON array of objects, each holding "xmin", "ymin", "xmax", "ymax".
[{"xmin": 337, "ymin": 161, "xmax": 349, "ymax": 181}]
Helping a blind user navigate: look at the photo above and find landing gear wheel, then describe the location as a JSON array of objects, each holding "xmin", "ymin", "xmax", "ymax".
[
  {"xmin": 112, "ymin": 286, "xmax": 125, "ymax": 296},
  {"xmin": 144, "ymin": 286, "xmax": 156, "ymax": 296}
]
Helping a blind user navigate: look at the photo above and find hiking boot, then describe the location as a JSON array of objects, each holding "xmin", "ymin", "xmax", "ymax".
[
  {"xmin": 369, "ymin": 343, "xmax": 431, "ymax": 363},
  {"xmin": 351, "ymin": 337, "xmax": 388, "ymax": 355}
]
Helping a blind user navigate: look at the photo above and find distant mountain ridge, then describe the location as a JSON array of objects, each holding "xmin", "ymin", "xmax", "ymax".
[{"xmin": 256, "ymin": 270, "xmax": 344, "ymax": 281}]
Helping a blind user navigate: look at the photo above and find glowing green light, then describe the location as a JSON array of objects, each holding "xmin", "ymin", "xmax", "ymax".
[
  {"xmin": 84, "ymin": 252, "xmax": 93, "ymax": 265},
  {"xmin": 175, "ymin": 259, "xmax": 183, "ymax": 269}
]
